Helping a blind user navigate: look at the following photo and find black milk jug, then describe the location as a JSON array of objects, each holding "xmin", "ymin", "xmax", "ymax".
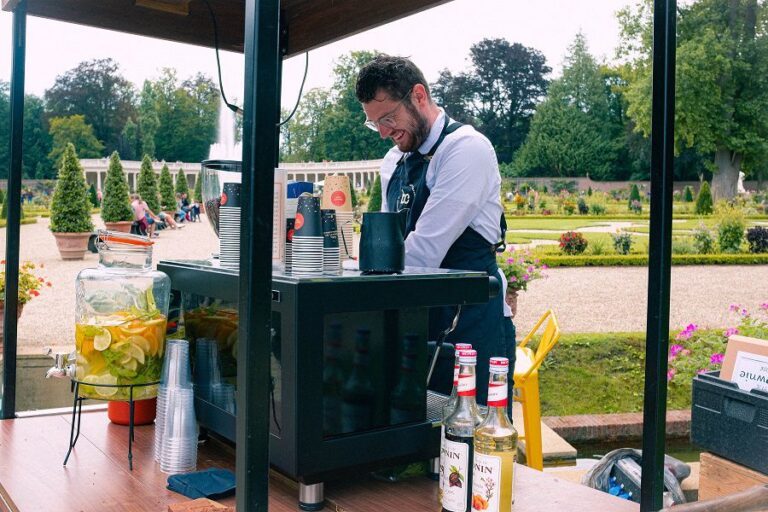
[{"xmin": 359, "ymin": 212, "xmax": 406, "ymax": 274}]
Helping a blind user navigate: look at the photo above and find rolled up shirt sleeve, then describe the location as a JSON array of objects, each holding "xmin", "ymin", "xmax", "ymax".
[{"xmin": 404, "ymin": 132, "xmax": 497, "ymax": 268}]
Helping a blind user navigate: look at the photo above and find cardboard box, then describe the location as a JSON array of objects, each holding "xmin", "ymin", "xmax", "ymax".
[
  {"xmin": 720, "ymin": 335, "xmax": 768, "ymax": 392},
  {"xmin": 168, "ymin": 497, "xmax": 234, "ymax": 512}
]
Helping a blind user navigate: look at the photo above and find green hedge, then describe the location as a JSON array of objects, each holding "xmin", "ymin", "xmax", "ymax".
[
  {"xmin": 540, "ymin": 253, "xmax": 768, "ymax": 267},
  {"xmin": 0, "ymin": 218, "xmax": 38, "ymax": 228}
]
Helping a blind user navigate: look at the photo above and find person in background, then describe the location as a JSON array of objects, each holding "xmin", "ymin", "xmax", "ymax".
[
  {"xmin": 355, "ymin": 54, "xmax": 514, "ymax": 406},
  {"xmin": 131, "ymin": 193, "xmax": 161, "ymax": 238}
]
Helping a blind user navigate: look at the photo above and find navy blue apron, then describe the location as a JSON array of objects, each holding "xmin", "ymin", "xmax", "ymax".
[{"xmin": 385, "ymin": 117, "xmax": 515, "ymax": 406}]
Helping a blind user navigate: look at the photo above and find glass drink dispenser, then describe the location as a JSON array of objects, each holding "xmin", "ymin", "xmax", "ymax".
[{"xmin": 74, "ymin": 231, "xmax": 170, "ymax": 400}]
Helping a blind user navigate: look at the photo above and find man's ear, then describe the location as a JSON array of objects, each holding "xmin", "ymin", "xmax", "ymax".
[{"xmin": 412, "ymin": 83, "xmax": 430, "ymax": 106}]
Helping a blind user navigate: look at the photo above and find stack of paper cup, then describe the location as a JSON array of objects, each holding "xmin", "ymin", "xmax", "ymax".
[
  {"xmin": 285, "ymin": 218, "xmax": 295, "ymax": 273},
  {"xmin": 219, "ymin": 182, "xmax": 242, "ymax": 269},
  {"xmin": 321, "ymin": 209, "xmax": 341, "ymax": 275},
  {"xmin": 291, "ymin": 194, "xmax": 324, "ymax": 276},
  {"xmin": 322, "ymin": 175, "xmax": 354, "ymax": 260},
  {"xmin": 285, "ymin": 182, "xmax": 313, "ymax": 271}
]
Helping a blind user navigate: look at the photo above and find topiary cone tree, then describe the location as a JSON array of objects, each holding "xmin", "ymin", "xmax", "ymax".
[
  {"xmin": 368, "ymin": 174, "xmax": 382, "ymax": 212},
  {"xmin": 136, "ymin": 154, "xmax": 160, "ymax": 213},
  {"xmin": 50, "ymin": 143, "xmax": 95, "ymax": 259},
  {"xmin": 158, "ymin": 163, "xmax": 176, "ymax": 211},
  {"xmin": 628, "ymin": 183, "xmax": 641, "ymax": 209},
  {"xmin": 101, "ymin": 151, "xmax": 134, "ymax": 232},
  {"xmin": 695, "ymin": 180, "xmax": 714, "ymax": 215},
  {"xmin": 193, "ymin": 173, "xmax": 202, "ymax": 204},
  {"xmin": 175, "ymin": 168, "xmax": 189, "ymax": 196}
]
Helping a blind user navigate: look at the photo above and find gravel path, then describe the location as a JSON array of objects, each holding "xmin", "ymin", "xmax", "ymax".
[{"xmin": 2, "ymin": 215, "xmax": 766, "ymax": 354}]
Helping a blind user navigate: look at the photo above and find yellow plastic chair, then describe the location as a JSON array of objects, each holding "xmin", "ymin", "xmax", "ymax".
[{"xmin": 513, "ymin": 309, "xmax": 561, "ymax": 471}]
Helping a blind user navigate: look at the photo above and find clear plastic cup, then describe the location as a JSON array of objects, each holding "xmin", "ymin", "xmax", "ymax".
[
  {"xmin": 161, "ymin": 339, "xmax": 192, "ymax": 389},
  {"xmin": 159, "ymin": 387, "xmax": 197, "ymax": 474},
  {"xmin": 194, "ymin": 338, "xmax": 222, "ymax": 401}
]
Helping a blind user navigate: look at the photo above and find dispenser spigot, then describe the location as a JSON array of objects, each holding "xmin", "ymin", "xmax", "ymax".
[{"xmin": 44, "ymin": 347, "xmax": 75, "ymax": 379}]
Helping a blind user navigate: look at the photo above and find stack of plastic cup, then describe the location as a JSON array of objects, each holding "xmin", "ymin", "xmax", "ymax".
[
  {"xmin": 211, "ymin": 382, "xmax": 236, "ymax": 414},
  {"xmin": 194, "ymin": 338, "xmax": 222, "ymax": 402},
  {"xmin": 154, "ymin": 339, "xmax": 192, "ymax": 462},
  {"xmin": 159, "ymin": 387, "xmax": 198, "ymax": 474}
]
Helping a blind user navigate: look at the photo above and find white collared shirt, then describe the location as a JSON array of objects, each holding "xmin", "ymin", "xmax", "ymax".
[{"xmin": 378, "ymin": 110, "xmax": 511, "ymax": 316}]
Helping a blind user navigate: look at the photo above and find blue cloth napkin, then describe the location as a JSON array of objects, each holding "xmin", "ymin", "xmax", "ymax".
[{"xmin": 166, "ymin": 468, "xmax": 236, "ymax": 500}]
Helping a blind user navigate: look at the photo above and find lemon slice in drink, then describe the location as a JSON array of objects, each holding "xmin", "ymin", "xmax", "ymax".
[
  {"xmin": 125, "ymin": 335, "xmax": 151, "ymax": 355},
  {"xmin": 93, "ymin": 328, "xmax": 112, "ymax": 351},
  {"xmin": 124, "ymin": 343, "xmax": 145, "ymax": 365},
  {"xmin": 82, "ymin": 373, "xmax": 118, "ymax": 397}
]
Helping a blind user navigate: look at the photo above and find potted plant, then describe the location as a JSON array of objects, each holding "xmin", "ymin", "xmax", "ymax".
[
  {"xmin": 50, "ymin": 143, "xmax": 95, "ymax": 260},
  {"xmin": 0, "ymin": 260, "xmax": 51, "ymax": 349},
  {"xmin": 100, "ymin": 151, "xmax": 134, "ymax": 232},
  {"xmin": 498, "ymin": 250, "xmax": 547, "ymax": 317}
]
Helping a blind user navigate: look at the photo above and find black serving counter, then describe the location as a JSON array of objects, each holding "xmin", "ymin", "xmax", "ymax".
[{"xmin": 157, "ymin": 259, "xmax": 495, "ymax": 500}]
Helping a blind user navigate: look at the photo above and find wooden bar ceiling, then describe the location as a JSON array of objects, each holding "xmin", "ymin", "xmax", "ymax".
[{"xmin": 1, "ymin": 0, "xmax": 452, "ymax": 58}]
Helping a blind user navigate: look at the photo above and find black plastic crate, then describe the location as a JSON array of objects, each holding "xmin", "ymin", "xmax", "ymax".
[{"xmin": 691, "ymin": 371, "xmax": 768, "ymax": 474}]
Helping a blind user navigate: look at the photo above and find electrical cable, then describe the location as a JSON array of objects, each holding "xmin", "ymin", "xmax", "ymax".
[{"xmin": 201, "ymin": 0, "xmax": 309, "ymax": 126}]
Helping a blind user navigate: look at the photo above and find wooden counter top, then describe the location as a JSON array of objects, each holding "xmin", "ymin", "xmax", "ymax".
[{"xmin": 0, "ymin": 409, "xmax": 637, "ymax": 511}]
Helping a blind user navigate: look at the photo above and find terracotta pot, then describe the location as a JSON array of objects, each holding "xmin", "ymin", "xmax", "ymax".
[
  {"xmin": 107, "ymin": 397, "xmax": 157, "ymax": 426},
  {"xmin": 0, "ymin": 302, "xmax": 24, "ymax": 353},
  {"xmin": 505, "ymin": 288, "xmax": 519, "ymax": 318},
  {"xmin": 104, "ymin": 221, "xmax": 133, "ymax": 233},
  {"xmin": 52, "ymin": 232, "xmax": 91, "ymax": 260}
]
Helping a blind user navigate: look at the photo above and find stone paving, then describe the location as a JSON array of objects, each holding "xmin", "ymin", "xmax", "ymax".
[{"xmin": 2, "ymin": 214, "xmax": 767, "ymax": 354}]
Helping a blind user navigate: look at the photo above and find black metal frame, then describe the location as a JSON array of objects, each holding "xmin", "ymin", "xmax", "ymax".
[
  {"xmin": 1, "ymin": 0, "xmax": 26, "ymax": 421},
  {"xmin": 641, "ymin": 1, "xmax": 677, "ymax": 510},
  {"xmin": 1, "ymin": 0, "xmax": 680, "ymax": 510},
  {"xmin": 63, "ymin": 380, "xmax": 160, "ymax": 470}
]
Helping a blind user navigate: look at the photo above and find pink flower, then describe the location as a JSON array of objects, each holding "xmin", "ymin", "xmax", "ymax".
[
  {"xmin": 669, "ymin": 344, "xmax": 684, "ymax": 357},
  {"xmin": 522, "ymin": 274, "xmax": 530, "ymax": 281},
  {"xmin": 685, "ymin": 323, "xmax": 698, "ymax": 333},
  {"xmin": 675, "ymin": 330, "xmax": 692, "ymax": 341},
  {"xmin": 710, "ymin": 353, "xmax": 724, "ymax": 365},
  {"xmin": 509, "ymin": 276, "xmax": 518, "ymax": 283},
  {"xmin": 724, "ymin": 327, "xmax": 739, "ymax": 338},
  {"xmin": 507, "ymin": 258, "xmax": 515, "ymax": 265},
  {"xmin": 729, "ymin": 303, "xmax": 741, "ymax": 312},
  {"xmin": 541, "ymin": 264, "xmax": 549, "ymax": 270},
  {"xmin": 527, "ymin": 265, "xmax": 535, "ymax": 273},
  {"xmin": 667, "ymin": 368, "xmax": 676, "ymax": 381},
  {"xmin": 760, "ymin": 303, "xmax": 768, "ymax": 311},
  {"xmin": 741, "ymin": 308, "xmax": 749, "ymax": 317}
]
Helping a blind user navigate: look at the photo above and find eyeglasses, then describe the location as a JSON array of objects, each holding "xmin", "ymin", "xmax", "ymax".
[{"xmin": 364, "ymin": 90, "xmax": 412, "ymax": 132}]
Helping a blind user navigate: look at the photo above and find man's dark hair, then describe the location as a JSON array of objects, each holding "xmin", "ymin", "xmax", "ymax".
[{"xmin": 355, "ymin": 54, "xmax": 430, "ymax": 103}]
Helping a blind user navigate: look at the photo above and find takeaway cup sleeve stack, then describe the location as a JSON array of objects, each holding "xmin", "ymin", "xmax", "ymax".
[
  {"xmin": 321, "ymin": 209, "xmax": 341, "ymax": 275},
  {"xmin": 291, "ymin": 194, "xmax": 324, "ymax": 276},
  {"xmin": 218, "ymin": 182, "xmax": 242, "ymax": 269},
  {"xmin": 285, "ymin": 182, "xmax": 313, "ymax": 272},
  {"xmin": 321, "ymin": 175, "xmax": 355, "ymax": 260}
]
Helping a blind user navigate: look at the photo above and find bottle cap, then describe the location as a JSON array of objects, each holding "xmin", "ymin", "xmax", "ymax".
[
  {"xmin": 489, "ymin": 357, "xmax": 509, "ymax": 373},
  {"xmin": 457, "ymin": 349, "xmax": 477, "ymax": 364}
]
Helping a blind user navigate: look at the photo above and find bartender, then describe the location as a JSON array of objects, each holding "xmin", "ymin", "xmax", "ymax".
[{"xmin": 355, "ymin": 54, "xmax": 515, "ymax": 405}]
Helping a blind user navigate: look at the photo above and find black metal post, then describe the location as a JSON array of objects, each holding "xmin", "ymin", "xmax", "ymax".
[
  {"xmin": 1, "ymin": 0, "xmax": 27, "ymax": 420},
  {"xmin": 641, "ymin": 0, "xmax": 676, "ymax": 510},
  {"xmin": 238, "ymin": 1, "xmax": 281, "ymax": 511}
]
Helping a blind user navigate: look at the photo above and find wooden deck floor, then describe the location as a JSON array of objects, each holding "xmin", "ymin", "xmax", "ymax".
[{"xmin": 0, "ymin": 409, "xmax": 638, "ymax": 511}]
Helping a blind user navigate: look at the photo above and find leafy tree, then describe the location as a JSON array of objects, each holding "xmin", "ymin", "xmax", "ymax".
[
  {"xmin": 368, "ymin": 174, "xmax": 382, "ymax": 212},
  {"xmin": 0, "ymin": 84, "xmax": 53, "ymax": 179},
  {"xmin": 49, "ymin": 143, "xmax": 94, "ymax": 233},
  {"xmin": 618, "ymin": 0, "xmax": 768, "ymax": 199},
  {"xmin": 48, "ymin": 115, "xmax": 104, "ymax": 166},
  {"xmin": 432, "ymin": 38, "xmax": 551, "ymax": 163},
  {"xmin": 101, "ymin": 151, "xmax": 133, "ymax": 223},
  {"xmin": 138, "ymin": 81, "xmax": 159, "ymax": 158},
  {"xmin": 158, "ymin": 163, "xmax": 176, "ymax": 211},
  {"xmin": 44, "ymin": 58, "xmax": 136, "ymax": 155},
  {"xmin": 280, "ymin": 89, "xmax": 332, "ymax": 162},
  {"xmin": 514, "ymin": 33, "xmax": 618, "ymax": 177},
  {"xmin": 136, "ymin": 155, "xmax": 160, "ymax": 212},
  {"xmin": 88, "ymin": 183, "xmax": 99, "ymax": 208},
  {"xmin": 152, "ymin": 69, "xmax": 219, "ymax": 162},
  {"xmin": 175, "ymin": 168, "xmax": 189, "ymax": 196},
  {"xmin": 695, "ymin": 180, "xmax": 714, "ymax": 215},
  {"xmin": 0, "ymin": 188, "xmax": 5, "ymax": 204},
  {"xmin": 119, "ymin": 118, "xmax": 139, "ymax": 161},
  {"xmin": 193, "ymin": 173, "xmax": 203, "ymax": 203}
]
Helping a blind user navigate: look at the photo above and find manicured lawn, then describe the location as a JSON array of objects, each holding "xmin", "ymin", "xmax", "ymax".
[
  {"xmin": 504, "ymin": 218, "xmax": 612, "ymax": 230},
  {"xmin": 537, "ymin": 332, "xmax": 692, "ymax": 416}
]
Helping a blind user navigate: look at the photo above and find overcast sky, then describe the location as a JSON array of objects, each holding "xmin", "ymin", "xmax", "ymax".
[{"xmin": 0, "ymin": 0, "xmax": 634, "ymax": 110}]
